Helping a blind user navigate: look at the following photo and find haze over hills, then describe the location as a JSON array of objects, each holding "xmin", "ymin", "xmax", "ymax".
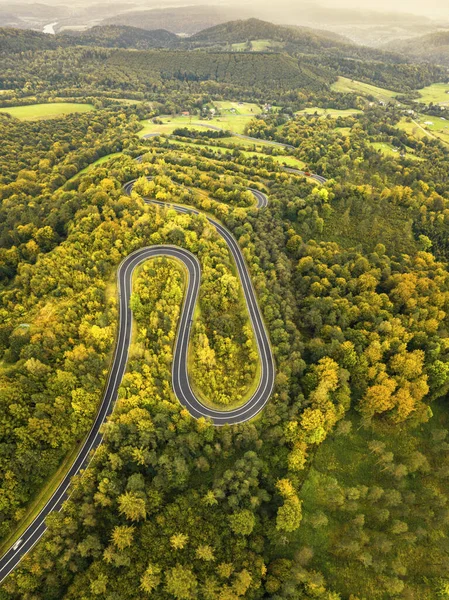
[
  {"xmin": 63, "ymin": 24, "xmax": 179, "ymax": 48},
  {"xmin": 0, "ymin": 18, "xmax": 406, "ymax": 66},
  {"xmin": 101, "ymin": 5, "xmax": 249, "ymax": 36},
  {"xmin": 385, "ymin": 31, "xmax": 449, "ymax": 66},
  {"xmin": 1, "ymin": 0, "xmax": 449, "ymax": 46},
  {"xmin": 189, "ymin": 19, "xmax": 353, "ymax": 47}
]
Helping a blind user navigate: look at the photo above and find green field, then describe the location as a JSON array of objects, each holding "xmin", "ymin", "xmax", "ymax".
[
  {"xmin": 243, "ymin": 151, "xmax": 306, "ymax": 169},
  {"xmin": 424, "ymin": 118, "xmax": 449, "ymax": 145},
  {"xmin": 211, "ymin": 100, "xmax": 262, "ymax": 115},
  {"xmin": 331, "ymin": 77, "xmax": 397, "ymax": 103},
  {"xmin": 399, "ymin": 115, "xmax": 449, "ymax": 145},
  {"xmin": 66, "ymin": 152, "xmax": 123, "ymax": 184},
  {"xmin": 335, "ymin": 126, "xmax": 352, "ymax": 136},
  {"xmin": 297, "ymin": 106, "xmax": 362, "ymax": 118},
  {"xmin": 369, "ymin": 141, "xmax": 422, "ymax": 161},
  {"xmin": 139, "ymin": 105, "xmax": 262, "ymax": 137},
  {"xmin": 79, "ymin": 152, "xmax": 123, "ymax": 174},
  {"xmin": 231, "ymin": 39, "xmax": 283, "ymax": 52},
  {"xmin": 396, "ymin": 117, "xmax": 431, "ymax": 140},
  {"xmin": 169, "ymin": 138, "xmax": 305, "ymax": 168},
  {"xmin": 0, "ymin": 102, "xmax": 95, "ymax": 121},
  {"xmin": 415, "ymin": 82, "xmax": 449, "ymax": 105}
]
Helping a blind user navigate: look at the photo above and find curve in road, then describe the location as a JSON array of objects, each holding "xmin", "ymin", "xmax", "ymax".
[{"xmin": 0, "ymin": 176, "xmax": 274, "ymax": 584}]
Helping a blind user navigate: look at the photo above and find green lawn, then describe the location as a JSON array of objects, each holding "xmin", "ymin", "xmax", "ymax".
[
  {"xmin": 414, "ymin": 82, "xmax": 449, "ymax": 105},
  {"xmin": 331, "ymin": 77, "xmax": 397, "ymax": 103},
  {"xmin": 297, "ymin": 106, "xmax": 362, "ymax": 118},
  {"xmin": 0, "ymin": 102, "xmax": 95, "ymax": 121},
  {"xmin": 417, "ymin": 115, "xmax": 449, "ymax": 144}
]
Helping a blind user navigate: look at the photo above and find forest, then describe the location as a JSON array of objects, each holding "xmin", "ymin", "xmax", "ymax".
[{"xmin": 2, "ymin": 19, "xmax": 449, "ymax": 600}]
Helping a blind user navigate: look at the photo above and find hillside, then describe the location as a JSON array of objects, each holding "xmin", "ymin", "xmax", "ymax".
[
  {"xmin": 0, "ymin": 26, "xmax": 180, "ymax": 53},
  {"xmin": 188, "ymin": 18, "xmax": 413, "ymax": 68},
  {"xmin": 103, "ymin": 49, "xmax": 334, "ymax": 92},
  {"xmin": 386, "ymin": 30, "xmax": 449, "ymax": 66},
  {"xmin": 63, "ymin": 25, "xmax": 180, "ymax": 50},
  {"xmin": 189, "ymin": 18, "xmax": 353, "ymax": 50}
]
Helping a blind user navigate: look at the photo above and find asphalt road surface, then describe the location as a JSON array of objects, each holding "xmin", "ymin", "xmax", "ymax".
[
  {"xmin": 0, "ymin": 176, "xmax": 274, "ymax": 584},
  {"xmin": 283, "ymin": 167, "xmax": 328, "ymax": 184}
]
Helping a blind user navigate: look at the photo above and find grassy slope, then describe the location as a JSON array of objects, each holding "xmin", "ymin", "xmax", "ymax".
[
  {"xmin": 297, "ymin": 106, "xmax": 362, "ymax": 117},
  {"xmin": 0, "ymin": 102, "xmax": 95, "ymax": 121},
  {"xmin": 331, "ymin": 77, "xmax": 397, "ymax": 102},
  {"xmin": 369, "ymin": 141, "xmax": 423, "ymax": 161},
  {"xmin": 415, "ymin": 82, "xmax": 449, "ymax": 105},
  {"xmin": 398, "ymin": 115, "xmax": 449, "ymax": 146},
  {"xmin": 212, "ymin": 100, "xmax": 262, "ymax": 114},
  {"xmin": 169, "ymin": 138, "xmax": 306, "ymax": 168},
  {"xmin": 139, "ymin": 104, "xmax": 261, "ymax": 137}
]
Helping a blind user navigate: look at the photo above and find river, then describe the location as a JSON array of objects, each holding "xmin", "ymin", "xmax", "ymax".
[{"xmin": 43, "ymin": 22, "xmax": 58, "ymax": 35}]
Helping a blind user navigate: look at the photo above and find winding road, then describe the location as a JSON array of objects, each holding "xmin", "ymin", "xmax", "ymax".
[
  {"xmin": 0, "ymin": 177, "xmax": 275, "ymax": 584},
  {"xmin": 0, "ymin": 148, "xmax": 327, "ymax": 583}
]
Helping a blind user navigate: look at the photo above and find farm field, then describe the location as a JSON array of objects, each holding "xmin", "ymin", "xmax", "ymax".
[
  {"xmin": 0, "ymin": 102, "xmax": 95, "ymax": 120},
  {"xmin": 331, "ymin": 77, "xmax": 398, "ymax": 103},
  {"xmin": 415, "ymin": 82, "xmax": 449, "ymax": 105},
  {"xmin": 297, "ymin": 106, "xmax": 362, "ymax": 117}
]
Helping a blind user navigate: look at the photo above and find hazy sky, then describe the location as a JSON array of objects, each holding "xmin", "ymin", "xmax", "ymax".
[
  {"xmin": 5, "ymin": 0, "xmax": 449, "ymax": 19},
  {"xmin": 317, "ymin": 0, "xmax": 447, "ymax": 17}
]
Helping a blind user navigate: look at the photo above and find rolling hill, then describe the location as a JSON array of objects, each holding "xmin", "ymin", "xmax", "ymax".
[
  {"xmin": 189, "ymin": 18, "xmax": 355, "ymax": 52},
  {"xmin": 385, "ymin": 31, "xmax": 449, "ymax": 66},
  {"xmin": 0, "ymin": 26, "xmax": 180, "ymax": 53},
  {"xmin": 62, "ymin": 25, "xmax": 179, "ymax": 50}
]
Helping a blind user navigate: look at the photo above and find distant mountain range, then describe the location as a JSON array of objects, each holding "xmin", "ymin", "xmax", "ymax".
[
  {"xmin": 1, "ymin": 0, "xmax": 448, "ymax": 47},
  {"xmin": 2, "ymin": 15, "xmax": 449, "ymax": 71},
  {"xmin": 0, "ymin": 18, "xmax": 397, "ymax": 62}
]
